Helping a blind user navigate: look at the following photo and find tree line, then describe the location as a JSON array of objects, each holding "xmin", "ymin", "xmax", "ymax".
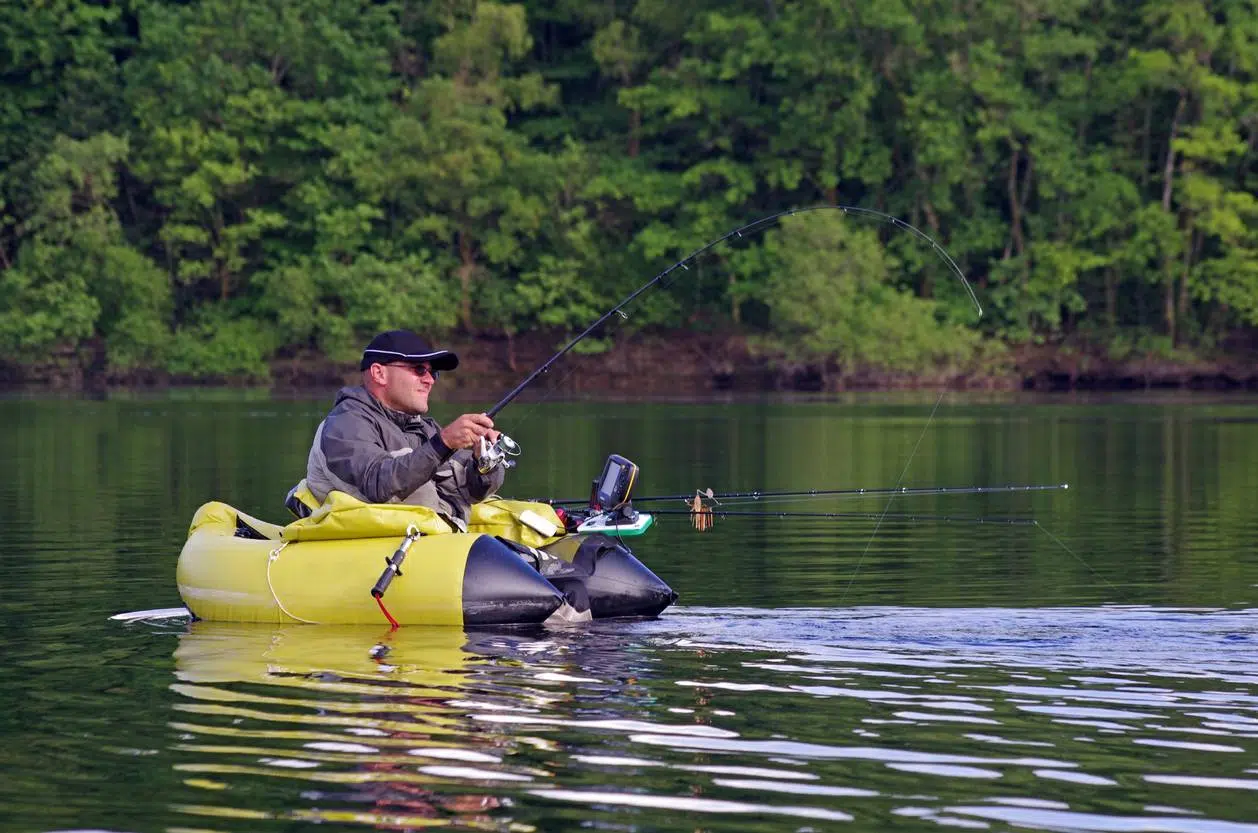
[{"xmin": 1, "ymin": 0, "xmax": 1254, "ymax": 381}]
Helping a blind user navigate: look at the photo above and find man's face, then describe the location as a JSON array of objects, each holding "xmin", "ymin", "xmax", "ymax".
[{"xmin": 376, "ymin": 362, "xmax": 437, "ymax": 414}]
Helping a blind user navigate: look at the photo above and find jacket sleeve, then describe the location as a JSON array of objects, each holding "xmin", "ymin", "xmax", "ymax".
[{"xmin": 321, "ymin": 409, "xmax": 454, "ymax": 503}]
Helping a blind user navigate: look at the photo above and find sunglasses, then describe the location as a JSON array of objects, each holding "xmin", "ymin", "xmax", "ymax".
[{"xmin": 386, "ymin": 363, "xmax": 439, "ymax": 380}]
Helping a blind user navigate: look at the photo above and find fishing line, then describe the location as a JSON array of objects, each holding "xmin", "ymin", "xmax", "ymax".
[
  {"xmin": 475, "ymin": 303, "xmax": 638, "ymax": 427},
  {"xmin": 838, "ymin": 385, "xmax": 949, "ymax": 604},
  {"xmin": 484, "ymin": 204, "xmax": 983, "ymax": 423},
  {"xmin": 1034, "ymin": 520, "xmax": 1123, "ymax": 595}
]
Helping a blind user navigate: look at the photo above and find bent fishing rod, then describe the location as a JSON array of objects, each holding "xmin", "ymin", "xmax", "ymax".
[{"xmin": 474, "ymin": 204, "xmax": 982, "ymax": 472}]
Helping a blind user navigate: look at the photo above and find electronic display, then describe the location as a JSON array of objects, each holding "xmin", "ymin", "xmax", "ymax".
[{"xmin": 593, "ymin": 454, "xmax": 638, "ymax": 509}]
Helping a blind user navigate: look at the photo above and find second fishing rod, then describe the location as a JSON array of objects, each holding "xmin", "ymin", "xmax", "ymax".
[{"xmin": 547, "ymin": 482, "xmax": 1071, "ymax": 507}]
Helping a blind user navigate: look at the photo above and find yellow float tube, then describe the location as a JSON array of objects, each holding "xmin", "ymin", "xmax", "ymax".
[
  {"xmin": 176, "ymin": 493, "xmax": 571, "ymax": 626},
  {"xmin": 177, "ymin": 491, "xmax": 678, "ymax": 626}
]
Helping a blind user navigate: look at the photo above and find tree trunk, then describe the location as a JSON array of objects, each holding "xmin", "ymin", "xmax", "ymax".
[
  {"xmin": 628, "ymin": 110, "xmax": 640, "ymax": 158},
  {"xmin": 1161, "ymin": 92, "xmax": 1185, "ymax": 212},
  {"xmin": 1175, "ymin": 226, "xmax": 1200, "ymax": 346},
  {"xmin": 1005, "ymin": 142, "xmax": 1024, "ymax": 259},
  {"xmin": 1161, "ymin": 91, "xmax": 1186, "ymax": 341},
  {"xmin": 1018, "ymin": 149, "xmax": 1034, "ymax": 233}
]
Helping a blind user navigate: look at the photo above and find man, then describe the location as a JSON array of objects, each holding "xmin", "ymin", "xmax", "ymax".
[{"xmin": 303, "ymin": 329, "xmax": 504, "ymax": 530}]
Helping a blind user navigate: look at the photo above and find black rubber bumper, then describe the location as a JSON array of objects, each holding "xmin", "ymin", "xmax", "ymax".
[{"xmin": 462, "ymin": 535, "xmax": 565, "ymax": 625}]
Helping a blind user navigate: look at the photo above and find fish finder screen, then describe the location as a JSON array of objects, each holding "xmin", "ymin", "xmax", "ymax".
[
  {"xmin": 600, "ymin": 463, "xmax": 621, "ymax": 498},
  {"xmin": 595, "ymin": 454, "xmax": 638, "ymax": 507}
]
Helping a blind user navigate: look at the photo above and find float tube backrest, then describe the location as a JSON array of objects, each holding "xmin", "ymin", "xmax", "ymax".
[
  {"xmin": 275, "ymin": 490, "xmax": 568, "ymax": 545},
  {"xmin": 280, "ymin": 491, "xmax": 453, "ymax": 541},
  {"xmin": 189, "ymin": 502, "xmax": 285, "ymax": 539}
]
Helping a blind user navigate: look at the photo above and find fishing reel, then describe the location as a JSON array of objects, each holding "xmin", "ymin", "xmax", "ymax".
[{"xmin": 477, "ymin": 433, "xmax": 521, "ymax": 474}]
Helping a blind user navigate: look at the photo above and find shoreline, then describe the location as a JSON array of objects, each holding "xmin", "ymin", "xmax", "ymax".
[{"xmin": 3, "ymin": 333, "xmax": 1257, "ymax": 395}]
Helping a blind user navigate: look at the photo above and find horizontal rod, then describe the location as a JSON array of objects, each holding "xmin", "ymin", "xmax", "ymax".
[
  {"xmin": 646, "ymin": 509, "xmax": 1039, "ymax": 526},
  {"xmin": 549, "ymin": 483, "xmax": 1069, "ymax": 506}
]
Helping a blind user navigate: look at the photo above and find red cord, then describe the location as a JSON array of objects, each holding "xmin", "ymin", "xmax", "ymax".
[{"xmin": 375, "ymin": 595, "xmax": 400, "ymax": 629}]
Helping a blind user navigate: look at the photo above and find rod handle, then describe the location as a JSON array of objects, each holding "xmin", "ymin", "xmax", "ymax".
[{"xmin": 370, "ymin": 527, "xmax": 419, "ymax": 600}]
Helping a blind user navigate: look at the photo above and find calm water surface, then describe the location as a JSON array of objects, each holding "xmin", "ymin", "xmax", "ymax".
[{"xmin": 1, "ymin": 392, "xmax": 1257, "ymax": 832}]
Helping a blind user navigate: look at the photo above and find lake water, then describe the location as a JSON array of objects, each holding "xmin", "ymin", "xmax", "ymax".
[{"xmin": 2, "ymin": 391, "xmax": 1257, "ymax": 832}]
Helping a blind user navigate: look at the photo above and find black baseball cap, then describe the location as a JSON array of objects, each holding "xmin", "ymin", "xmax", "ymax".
[{"xmin": 360, "ymin": 330, "xmax": 459, "ymax": 372}]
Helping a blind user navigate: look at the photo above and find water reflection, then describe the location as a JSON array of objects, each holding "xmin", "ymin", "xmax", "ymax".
[
  {"xmin": 161, "ymin": 608, "xmax": 1258, "ymax": 832},
  {"xmin": 170, "ymin": 623, "xmax": 539, "ymax": 829}
]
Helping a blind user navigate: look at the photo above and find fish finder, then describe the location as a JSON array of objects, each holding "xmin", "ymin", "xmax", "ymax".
[
  {"xmin": 574, "ymin": 453, "xmax": 654, "ymax": 537},
  {"xmin": 590, "ymin": 454, "xmax": 638, "ymax": 510}
]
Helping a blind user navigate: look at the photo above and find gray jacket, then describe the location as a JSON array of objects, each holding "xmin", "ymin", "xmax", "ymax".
[{"xmin": 305, "ymin": 386, "xmax": 505, "ymax": 529}]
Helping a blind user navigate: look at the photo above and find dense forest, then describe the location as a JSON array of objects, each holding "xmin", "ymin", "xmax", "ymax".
[{"xmin": 1, "ymin": 0, "xmax": 1255, "ymax": 386}]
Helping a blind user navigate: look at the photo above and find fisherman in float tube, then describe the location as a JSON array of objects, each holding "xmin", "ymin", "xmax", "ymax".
[{"xmin": 291, "ymin": 329, "xmax": 506, "ymax": 531}]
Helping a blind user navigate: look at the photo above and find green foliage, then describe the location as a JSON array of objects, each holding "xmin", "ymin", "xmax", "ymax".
[
  {"xmin": 759, "ymin": 213, "xmax": 981, "ymax": 372},
  {"xmin": 0, "ymin": 134, "xmax": 170, "ymax": 369},
  {"xmin": 0, "ymin": 266, "xmax": 99, "ymax": 357},
  {"xmin": 259, "ymin": 253, "xmax": 459, "ymax": 360},
  {"xmin": 1, "ymin": 0, "xmax": 1256, "ymax": 383},
  {"xmin": 0, "ymin": 0, "xmax": 125, "ymax": 191},
  {"xmin": 164, "ymin": 306, "xmax": 276, "ymax": 380}
]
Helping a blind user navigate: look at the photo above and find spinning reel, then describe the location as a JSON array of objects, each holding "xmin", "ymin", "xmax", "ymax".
[{"xmin": 476, "ymin": 433, "xmax": 521, "ymax": 474}]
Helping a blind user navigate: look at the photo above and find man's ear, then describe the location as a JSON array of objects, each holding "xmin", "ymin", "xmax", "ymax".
[{"xmin": 366, "ymin": 363, "xmax": 388, "ymax": 385}]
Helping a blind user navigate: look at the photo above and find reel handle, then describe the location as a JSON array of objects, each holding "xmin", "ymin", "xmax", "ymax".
[{"xmin": 477, "ymin": 433, "xmax": 521, "ymax": 474}]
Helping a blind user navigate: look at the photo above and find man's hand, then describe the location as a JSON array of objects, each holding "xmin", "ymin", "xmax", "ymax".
[
  {"xmin": 473, "ymin": 428, "xmax": 503, "ymax": 461},
  {"xmin": 440, "ymin": 413, "xmax": 495, "ymax": 451}
]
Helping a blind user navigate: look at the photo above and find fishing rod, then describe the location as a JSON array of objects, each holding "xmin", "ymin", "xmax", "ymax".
[
  {"xmin": 649, "ymin": 508, "xmax": 1039, "ymax": 529},
  {"xmin": 487, "ymin": 205, "xmax": 979, "ymax": 418},
  {"xmin": 547, "ymin": 482, "xmax": 1070, "ymax": 507},
  {"xmin": 475, "ymin": 205, "xmax": 982, "ymax": 472}
]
